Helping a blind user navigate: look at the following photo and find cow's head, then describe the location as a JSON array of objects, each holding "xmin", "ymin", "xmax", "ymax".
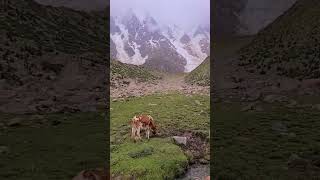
[{"xmin": 151, "ymin": 124, "xmax": 160, "ymax": 135}]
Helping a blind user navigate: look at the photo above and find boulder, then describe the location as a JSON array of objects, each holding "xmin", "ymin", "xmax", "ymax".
[
  {"xmin": 172, "ymin": 136, "xmax": 187, "ymax": 146},
  {"xmin": 0, "ymin": 146, "xmax": 9, "ymax": 155},
  {"xmin": 7, "ymin": 118, "xmax": 22, "ymax": 127}
]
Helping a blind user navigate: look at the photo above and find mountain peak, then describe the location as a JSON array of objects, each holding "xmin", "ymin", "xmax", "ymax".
[
  {"xmin": 143, "ymin": 13, "xmax": 158, "ymax": 26},
  {"xmin": 193, "ymin": 25, "xmax": 209, "ymax": 38},
  {"xmin": 122, "ymin": 8, "xmax": 140, "ymax": 23}
]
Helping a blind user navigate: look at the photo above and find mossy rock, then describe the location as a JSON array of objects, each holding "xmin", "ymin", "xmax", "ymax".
[{"xmin": 111, "ymin": 138, "xmax": 188, "ymax": 180}]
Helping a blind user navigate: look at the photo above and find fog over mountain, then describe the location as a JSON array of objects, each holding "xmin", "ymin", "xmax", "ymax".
[
  {"xmin": 111, "ymin": 0, "xmax": 210, "ymax": 32},
  {"xmin": 110, "ymin": 0, "xmax": 210, "ymax": 73}
]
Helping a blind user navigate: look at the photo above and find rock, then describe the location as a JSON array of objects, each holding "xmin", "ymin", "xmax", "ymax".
[
  {"xmin": 51, "ymin": 119, "xmax": 61, "ymax": 126},
  {"xmin": 231, "ymin": 76, "xmax": 243, "ymax": 83},
  {"xmin": 185, "ymin": 150, "xmax": 194, "ymax": 161},
  {"xmin": 172, "ymin": 136, "xmax": 187, "ymax": 146},
  {"xmin": 213, "ymin": 98, "xmax": 220, "ymax": 103},
  {"xmin": 79, "ymin": 105, "xmax": 97, "ymax": 112},
  {"xmin": 313, "ymin": 104, "xmax": 320, "ymax": 111},
  {"xmin": 195, "ymin": 100, "xmax": 202, "ymax": 105},
  {"xmin": 286, "ymin": 100, "xmax": 298, "ymax": 108},
  {"xmin": 199, "ymin": 110, "xmax": 206, "ymax": 115},
  {"xmin": 0, "ymin": 146, "xmax": 9, "ymax": 154},
  {"xmin": 255, "ymin": 106, "xmax": 263, "ymax": 112},
  {"xmin": 241, "ymin": 103, "xmax": 256, "ymax": 112},
  {"xmin": 263, "ymin": 94, "xmax": 286, "ymax": 103},
  {"xmin": 288, "ymin": 132, "xmax": 297, "ymax": 138},
  {"xmin": 287, "ymin": 154, "xmax": 309, "ymax": 168},
  {"xmin": 288, "ymin": 154, "xmax": 300, "ymax": 164},
  {"xmin": 247, "ymin": 92, "xmax": 262, "ymax": 101},
  {"xmin": 199, "ymin": 158, "xmax": 209, "ymax": 164},
  {"xmin": 7, "ymin": 118, "xmax": 22, "ymax": 127},
  {"xmin": 47, "ymin": 74, "xmax": 56, "ymax": 80},
  {"xmin": 32, "ymin": 115, "xmax": 45, "ymax": 120},
  {"xmin": 148, "ymin": 103, "xmax": 157, "ymax": 106},
  {"xmin": 272, "ymin": 121, "xmax": 287, "ymax": 133}
]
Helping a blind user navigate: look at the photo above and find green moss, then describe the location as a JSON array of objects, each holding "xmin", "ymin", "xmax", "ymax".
[{"xmin": 111, "ymin": 138, "xmax": 188, "ymax": 179}]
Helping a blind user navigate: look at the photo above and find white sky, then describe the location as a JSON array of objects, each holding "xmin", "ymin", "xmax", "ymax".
[{"xmin": 111, "ymin": 0, "xmax": 210, "ymax": 31}]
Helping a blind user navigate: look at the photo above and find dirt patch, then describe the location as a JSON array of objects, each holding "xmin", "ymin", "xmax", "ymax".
[{"xmin": 111, "ymin": 74, "xmax": 209, "ymax": 98}]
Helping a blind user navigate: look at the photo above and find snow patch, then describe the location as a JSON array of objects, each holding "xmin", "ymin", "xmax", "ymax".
[
  {"xmin": 111, "ymin": 19, "xmax": 147, "ymax": 65},
  {"xmin": 164, "ymin": 26, "xmax": 209, "ymax": 72}
]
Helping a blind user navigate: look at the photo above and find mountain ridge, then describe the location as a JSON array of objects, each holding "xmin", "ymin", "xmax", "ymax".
[
  {"xmin": 110, "ymin": 11, "xmax": 210, "ymax": 73},
  {"xmin": 239, "ymin": 0, "xmax": 320, "ymax": 79}
]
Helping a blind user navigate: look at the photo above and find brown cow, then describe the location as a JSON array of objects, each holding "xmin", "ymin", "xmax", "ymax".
[{"xmin": 130, "ymin": 114, "xmax": 158, "ymax": 141}]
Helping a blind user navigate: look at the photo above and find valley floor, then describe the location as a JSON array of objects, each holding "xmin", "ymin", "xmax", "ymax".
[
  {"xmin": 110, "ymin": 93, "xmax": 210, "ymax": 179},
  {"xmin": 111, "ymin": 73, "xmax": 209, "ymax": 99},
  {"xmin": 110, "ymin": 73, "xmax": 210, "ymax": 179}
]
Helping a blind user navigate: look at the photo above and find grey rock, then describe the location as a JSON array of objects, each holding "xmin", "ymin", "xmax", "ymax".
[
  {"xmin": 0, "ymin": 146, "xmax": 9, "ymax": 155},
  {"xmin": 313, "ymin": 104, "xmax": 320, "ymax": 111},
  {"xmin": 272, "ymin": 121, "xmax": 288, "ymax": 133},
  {"xmin": 263, "ymin": 94, "xmax": 286, "ymax": 103},
  {"xmin": 195, "ymin": 100, "xmax": 202, "ymax": 106},
  {"xmin": 7, "ymin": 118, "xmax": 22, "ymax": 127},
  {"xmin": 241, "ymin": 103, "xmax": 255, "ymax": 112},
  {"xmin": 286, "ymin": 100, "xmax": 298, "ymax": 108},
  {"xmin": 172, "ymin": 136, "xmax": 187, "ymax": 146}
]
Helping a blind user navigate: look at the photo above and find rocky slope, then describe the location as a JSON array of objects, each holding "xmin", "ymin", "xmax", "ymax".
[
  {"xmin": 213, "ymin": 0, "xmax": 297, "ymax": 37},
  {"xmin": 239, "ymin": 0, "xmax": 320, "ymax": 79},
  {"xmin": 110, "ymin": 60, "xmax": 160, "ymax": 88},
  {"xmin": 110, "ymin": 10, "xmax": 210, "ymax": 73},
  {"xmin": 0, "ymin": 0, "xmax": 108, "ymax": 113},
  {"xmin": 185, "ymin": 56, "xmax": 210, "ymax": 86},
  {"xmin": 34, "ymin": 0, "xmax": 108, "ymax": 11}
]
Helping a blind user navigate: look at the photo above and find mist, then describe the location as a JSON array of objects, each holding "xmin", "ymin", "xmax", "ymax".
[{"xmin": 111, "ymin": 0, "xmax": 210, "ymax": 32}]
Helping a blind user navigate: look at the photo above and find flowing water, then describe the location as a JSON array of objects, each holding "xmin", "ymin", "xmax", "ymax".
[{"xmin": 176, "ymin": 164, "xmax": 210, "ymax": 180}]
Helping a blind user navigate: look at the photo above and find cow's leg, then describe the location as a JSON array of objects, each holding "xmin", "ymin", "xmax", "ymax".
[
  {"xmin": 131, "ymin": 127, "xmax": 135, "ymax": 139},
  {"xmin": 146, "ymin": 127, "xmax": 150, "ymax": 139},
  {"xmin": 137, "ymin": 127, "xmax": 142, "ymax": 141}
]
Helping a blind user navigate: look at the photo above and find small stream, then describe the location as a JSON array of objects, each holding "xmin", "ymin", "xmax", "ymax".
[{"xmin": 176, "ymin": 164, "xmax": 210, "ymax": 180}]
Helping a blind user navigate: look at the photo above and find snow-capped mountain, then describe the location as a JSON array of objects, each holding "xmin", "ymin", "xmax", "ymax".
[{"xmin": 110, "ymin": 11, "xmax": 210, "ymax": 73}]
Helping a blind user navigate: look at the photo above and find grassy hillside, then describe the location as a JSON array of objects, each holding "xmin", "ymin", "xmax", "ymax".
[
  {"xmin": 1, "ymin": 0, "xmax": 107, "ymax": 55},
  {"xmin": 185, "ymin": 56, "xmax": 210, "ymax": 86},
  {"xmin": 0, "ymin": 0, "xmax": 108, "ymax": 88},
  {"xmin": 238, "ymin": 0, "xmax": 320, "ymax": 79},
  {"xmin": 111, "ymin": 60, "xmax": 161, "ymax": 83}
]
